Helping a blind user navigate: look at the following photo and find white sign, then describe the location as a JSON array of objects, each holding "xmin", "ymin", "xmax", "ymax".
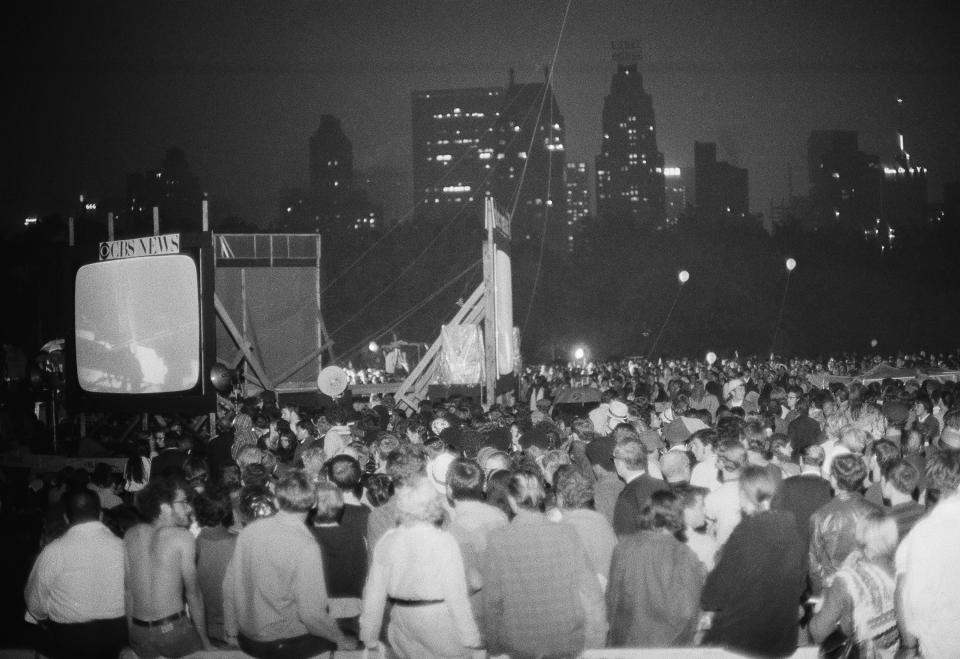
[{"xmin": 99, "ymin": 233, "xmax": 181, "ymax": 261}]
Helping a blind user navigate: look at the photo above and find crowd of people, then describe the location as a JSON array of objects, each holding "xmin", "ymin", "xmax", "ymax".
[{"xmin": 5, "ymin": 350, "xmax": 960, "ymax": 659}]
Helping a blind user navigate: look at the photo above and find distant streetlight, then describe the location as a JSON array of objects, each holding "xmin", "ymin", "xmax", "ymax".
[{"xmin": 678, "ymin": 270, "xmax": 690, "ymax": 284}]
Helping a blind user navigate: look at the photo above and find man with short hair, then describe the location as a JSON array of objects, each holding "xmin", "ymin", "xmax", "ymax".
[
  {"xmin": 771, "ymin": 444, "xmax": 832, "ymax": 553},
  {"xmin": 808, "ymin": 454, "xmax": 882, "ymax": 594},
  {"xmin": 224, "ymin": 470, "xmax": 353, "ymax": 656},
  {"xmin": 584, "ymin": 435, "xmax": 624, "ymax": 526},
  {"xmin": 787, "ymin": 393, "xmax": 821, "ymax": 455},
  {"xmin": 881, "ymin": 459, "xmax": 924, "ymax": 539},
  {"xmin": 911, "ymin": 395, "xmax": 939, "ymax": 445},
  {"xmin": 688, "ymin": 428, "xmax": 722, "ymax": 492},
  {"xmin": 25, "ymin": 489, "xmax": 127, "ymax": 659},
  {"xmin": 125, "ymin": 478, "xmax": 211, "ymax": 657},
  {"xmin": 611, "ymin": 428, "xmax": 669, "ymax": 537},
  {"xmin": 89, "ymin": 462, "xmax": 123, "ymax": 510},
  {"xmin": 367, "ymin": 444, "xmax": 429, "ymax": 553},
  {"xmin": 446, "ymin": 458, "xmax": 509, "ymax": 616}
]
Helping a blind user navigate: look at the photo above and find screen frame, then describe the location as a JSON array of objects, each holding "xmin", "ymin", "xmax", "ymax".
[{"xmin": 65, "ymin": 232, "xmax": 217, "ymax": 414}]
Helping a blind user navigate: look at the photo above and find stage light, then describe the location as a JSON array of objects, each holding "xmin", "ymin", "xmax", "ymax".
[
  {"xmin": 785, "ymin": 258, "xmax": 797, "ymax": 272},
  {"xmin": 209, "ymin": 364, "xmax": 236, "ymax": 392},
  {"xmin": 678, "ymin": 270, "xmax": 690, "ymax": 284}
]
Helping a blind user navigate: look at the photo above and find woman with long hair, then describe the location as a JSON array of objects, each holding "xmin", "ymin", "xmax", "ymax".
[
  {"xmin": 122, "ymin": 438, "xmax": 151, "ymax": 494},
  {"xmin": 809, "ymin": 510, "xmax": 900, "ymax": 658}
]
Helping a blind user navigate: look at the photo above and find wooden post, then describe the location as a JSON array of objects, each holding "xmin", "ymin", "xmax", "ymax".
[{"xmin": 152, "ymin": 206, "xmax": 159, "ymax": 235}]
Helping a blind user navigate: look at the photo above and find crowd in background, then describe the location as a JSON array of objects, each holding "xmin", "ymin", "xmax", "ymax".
[{"xmin": 3, "ymin": 349, "xmax": 960, "ymax": 658}]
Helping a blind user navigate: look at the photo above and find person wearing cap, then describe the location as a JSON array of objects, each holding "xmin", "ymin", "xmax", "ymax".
[
  {"xmin": 611, "ymin": 427, "xmax": 669, "ymax": 538},
  {"xmin": 588, "ymin": 390, "xmax": 616, "ymax": 436}
]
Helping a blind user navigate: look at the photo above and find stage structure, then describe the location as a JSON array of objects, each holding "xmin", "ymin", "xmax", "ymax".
[
  {"xmin": 396, "ymin": 196, "xmax": 519, "ymax": 409},
  {"xmin": 213, "ymin": 234, "xmax": 333, "ymax": 396}
]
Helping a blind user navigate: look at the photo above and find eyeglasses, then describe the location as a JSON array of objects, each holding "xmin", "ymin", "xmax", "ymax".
[{"xmin": 172, "ymin": 498, "xmax": 191, "ymax": 506}]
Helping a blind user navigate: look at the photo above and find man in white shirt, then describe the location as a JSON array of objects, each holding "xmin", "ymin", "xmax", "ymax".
[
  {"xmin": 25, "ymin": 489, "xmax": 127, "ymax": 659},
  {"xmin": 895, "ymin": 452, "xmax": 960, "ymax": 659}
]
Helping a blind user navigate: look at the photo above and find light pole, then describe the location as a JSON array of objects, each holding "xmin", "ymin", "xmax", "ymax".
[
  {"xmin": 647, "ymin": 270, "xmax": 689, "ymax": 359},
  {"xmin": 770, "ymin": 258, "xmax": 797, "ymax": 355}
]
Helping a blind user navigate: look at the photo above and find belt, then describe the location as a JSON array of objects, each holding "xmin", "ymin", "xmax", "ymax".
[
  {"xmin": 388, "ymin": 597, "xmax": 444, "ymax": 607},
  {"xmin": 131, "ymin": 611, "xmax": 187, "ymax": 627}
]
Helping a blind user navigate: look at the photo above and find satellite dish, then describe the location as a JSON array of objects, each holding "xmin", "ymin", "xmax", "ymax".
[{"xmin": 317, "ymin": 365, "xmax": 349, "ymax": 398}]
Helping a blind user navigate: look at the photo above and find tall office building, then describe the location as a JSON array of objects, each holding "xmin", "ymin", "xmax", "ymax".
[
  {"xmin": 807, "ymin": 130, "xmax": 882, "ymax": 229},
  {"xmin": 880, "ymin": 99, "xmax": 928, "ymax": 231},
  {"xmin": 693, "ymin": 141, "xmax": 748, "ymax": 219},
  {"xmin": 564, "ymin": 161, "xmax": 590, "ymax": 251},
  {"xmin": 310, "ymin": 115, "xmax": 354, "ymax": 204},
  {"xmin": 411, "ymin": 87, "xmax": 503, "ymax": 223},
  {"xmin": 125, "ymin": 147, "xmax": 203, "ymax": 235},
  {"xmin": 297, "ymin": 115, "xmax": 381, "ymax": 239},
  {"xmin": 663, "ymin": 167, "xmax": 689, "ymax": 226},
  {"xmin": 492, "ymin": 71, "xmax": 567, "ymax": 249},
  {"xmin": 595, "ymin": 64, "xmax": 665, "ymax": 226}
]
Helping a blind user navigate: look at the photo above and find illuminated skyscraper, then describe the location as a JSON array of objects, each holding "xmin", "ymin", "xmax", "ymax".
[
  {"xmin": 595, "ymin": 64, "xmax": 664, "ymax": 226},
  {"xmin": 663, "ymin": 167, "xmax": 688, "ymax": 226},
  {"xmin": 411, "ymin": 87, "xmax": 503, "ymax": 223},
  {"xmin": 492, "ymin": 71, "xmax": 567, "ymax": 249},
  {"xmin": 564, "ymin": 161, "xmax": 590, "ymax": 251}
]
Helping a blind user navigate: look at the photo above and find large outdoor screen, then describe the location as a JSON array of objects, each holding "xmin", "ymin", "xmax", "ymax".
[{"xmin": 75, "ymin": 254, "xmax": 200, "ymax": 394}]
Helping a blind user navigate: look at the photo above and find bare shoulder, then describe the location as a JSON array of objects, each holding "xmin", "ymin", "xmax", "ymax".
[
  {"xmin": 156, "ymin": 526, "xmax": 195, "ymax": 549},
  {"xmin": 124, "ymin": 523, "xmax": 151, "ymax": 546}
]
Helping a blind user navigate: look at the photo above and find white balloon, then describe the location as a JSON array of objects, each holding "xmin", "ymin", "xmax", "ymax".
[
  {"xmin": 706, "ymin": 351, "xmax": 717, "ymax": 365},
  {"xmin": 678, "ymin": 270, "xmax": 690, "ymax": 284},
  {"xmin": 785, "ymin": 258, "xmax": 797, "ymax": 272},
  {"xmin": 368, "ymin": 341, "xmax": 379, "ymax": 353},
  {"xmin": 870, "ymin": 339, "xmax": 878, "ymax": 348},
  {"xmin": 574, "ymin": 348, "xmax": 585, "ymax": 360}
]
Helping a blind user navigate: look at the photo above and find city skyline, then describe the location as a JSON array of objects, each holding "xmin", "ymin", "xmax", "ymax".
[{"xmin": 5, "ymin": 1, "xmax": 959, "ymax": 229}]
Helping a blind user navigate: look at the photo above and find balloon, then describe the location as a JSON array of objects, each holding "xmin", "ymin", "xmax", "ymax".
[
  {"xmin": 785, "ymin": 258, "xmax": 797, "ymax": 272},
  {"xmin": 678, "ymin": 270, "xmax": 690, "ymax": 284}
]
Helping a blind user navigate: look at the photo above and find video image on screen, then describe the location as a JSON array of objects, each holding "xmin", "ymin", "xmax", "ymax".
[{"xmin": 75, "ymin": 254, "xmax": 201, "ymax": 394}]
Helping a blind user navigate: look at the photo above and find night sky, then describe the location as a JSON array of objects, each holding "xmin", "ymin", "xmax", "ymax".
[{"xmin": 6, "ymin": 0, "xmax": 959, "ymax": 229}]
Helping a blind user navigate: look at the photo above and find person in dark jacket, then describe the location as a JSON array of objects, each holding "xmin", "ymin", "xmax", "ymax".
[{"xmin": 701, "ymin": 465, "xmax": 806, "ymax": 658}]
